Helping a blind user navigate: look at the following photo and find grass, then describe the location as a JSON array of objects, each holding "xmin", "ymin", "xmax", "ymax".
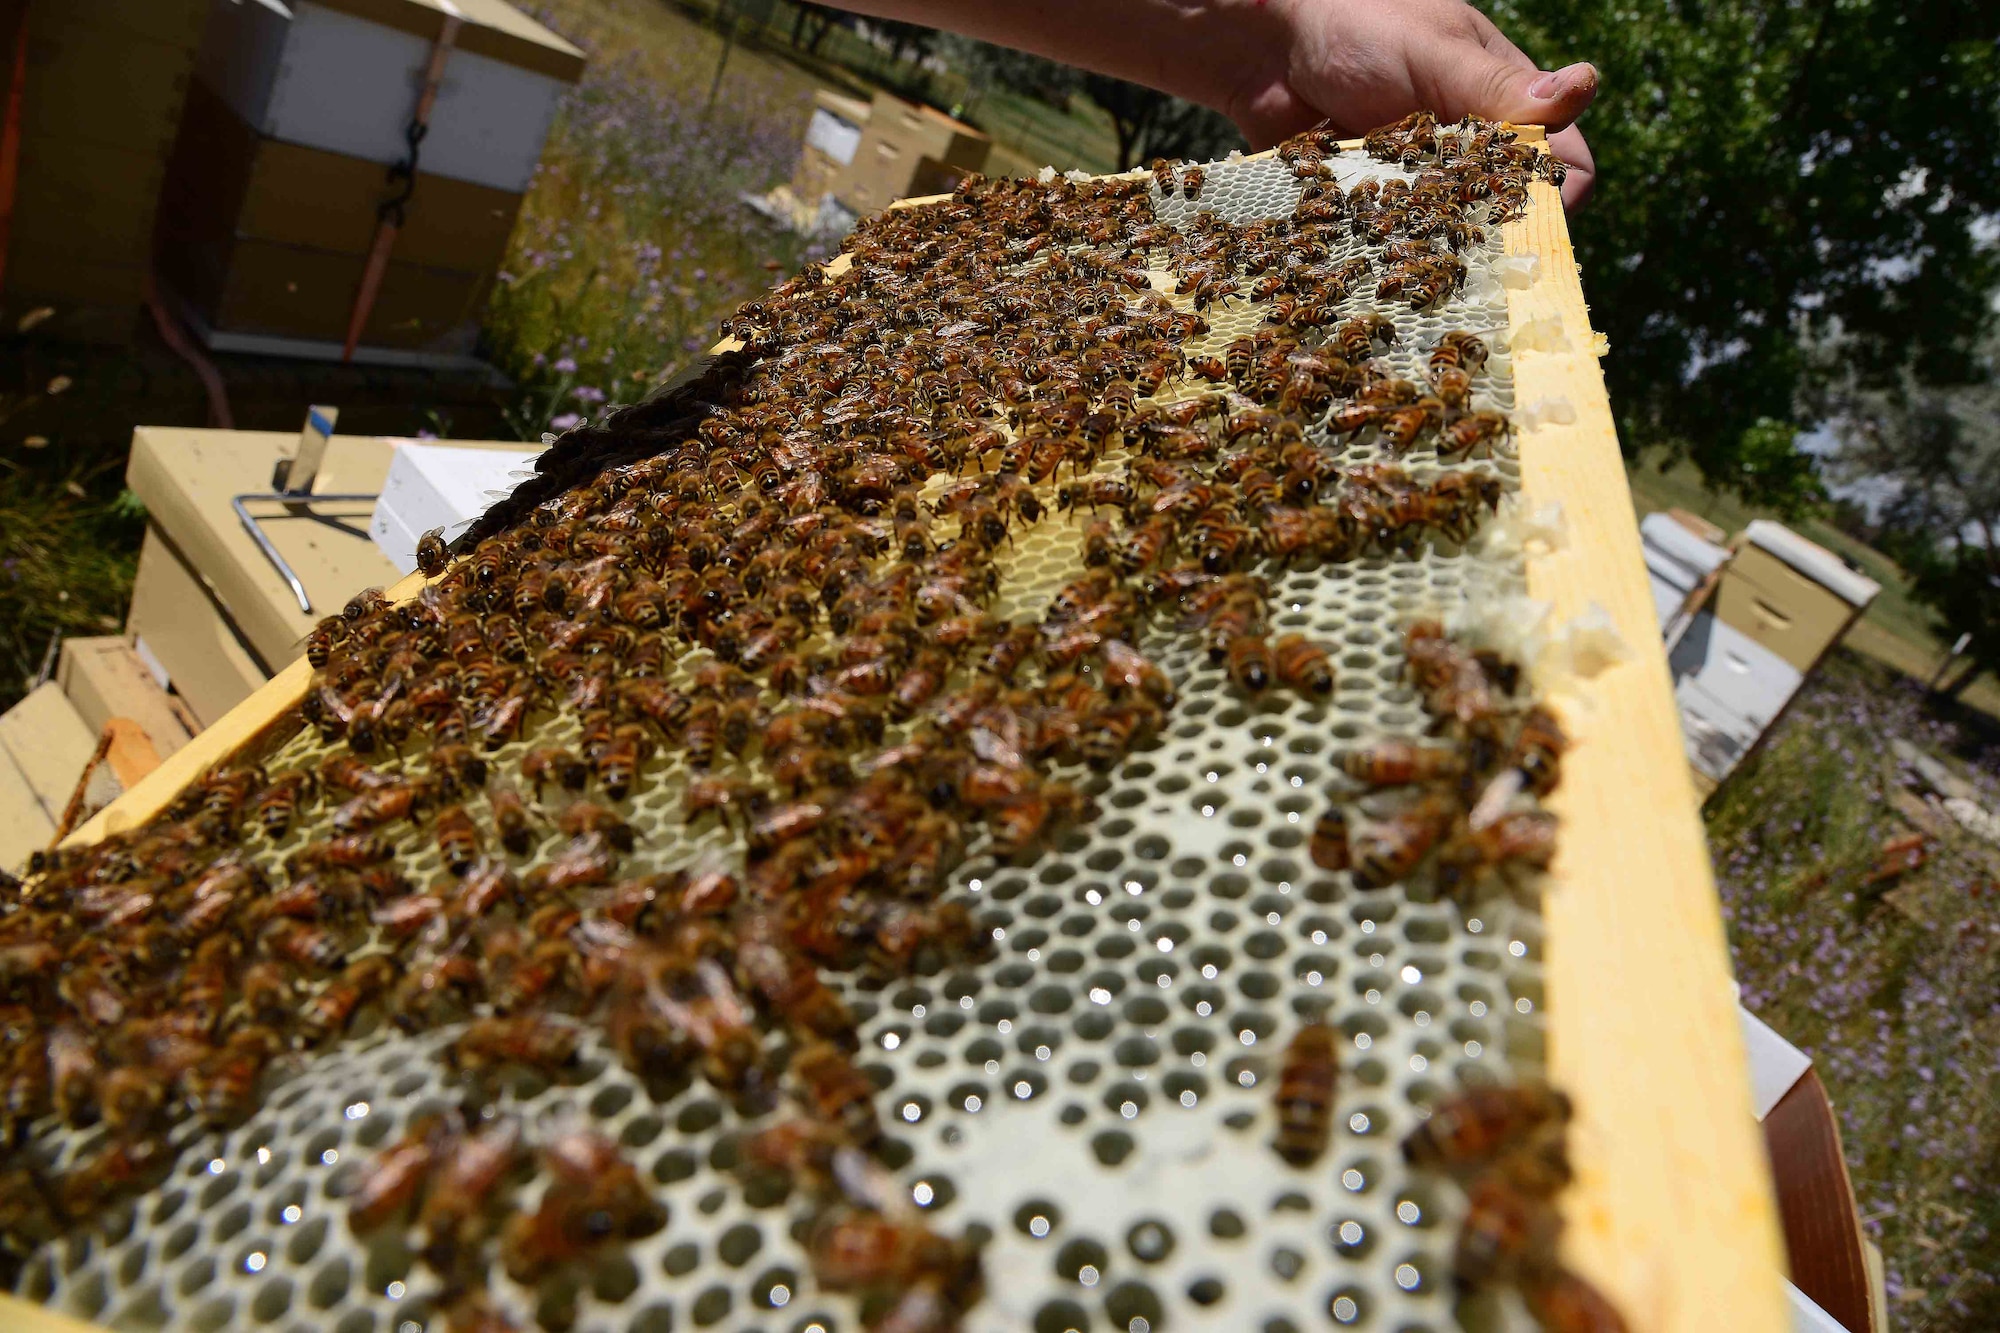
[
  {"xmin": 1624, "ymin": 450, "xmax": 2000, "ymax": 715},
  {"xmin": 0, "ymin": 463, "xmax": 145, "ymax": 708},
  {"xmin": 485, "ymin": 1, "xmax": 829, "ymax": 425},
  {"xmin": 1707, "ymin": 649, "xmax": 2000, "ymax": 1330}
]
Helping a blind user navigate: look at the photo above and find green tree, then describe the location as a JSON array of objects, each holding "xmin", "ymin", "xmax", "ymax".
[
  {"xmin": 938, "ymin": 34, "xmax": 1079, "ymax": 105},
  {"xmin": 938, "ymin": 35, "xmax": 1239, "ymax": 171},
  {"xmin": 1817, "ymin": 326, "xmax": 2000, "ymax": 693},
  {"xmin": 1481, "ymin": 0, "xmax": 2000, "ymax": 510},
  {"xmin": 1078, "ymin": 73, "xmax": 1242, "ymax": 172},
  {"xmin": 787, "ymin": 2, "xmax": 841, "ymax": 55}
]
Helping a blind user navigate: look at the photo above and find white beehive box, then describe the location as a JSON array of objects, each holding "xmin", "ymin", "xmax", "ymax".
[
  {"xmin": 370, "ymin": 439, "xmax": 543, "ymax": 573},
  {"xmin": 194, "ymin": 0, "xmax": 583, "ymax": 193}
]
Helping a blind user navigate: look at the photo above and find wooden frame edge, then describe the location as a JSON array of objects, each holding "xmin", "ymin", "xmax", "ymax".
[
  {"xmin": 62, "ymin": 569, "xmax": 429, "ymax": 848},
  {"xmin": 1506, "ymin": 179, "xmax": 1791, "ymax": 1330}
]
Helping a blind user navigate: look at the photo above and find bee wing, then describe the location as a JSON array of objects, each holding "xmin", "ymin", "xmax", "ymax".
[
  {"xmin": 1467, "ymin": 769, "xmax": 1525, "ymax": 830},
  {"xmin": 315, "ymin": 686, "xmax": 357, "ymax": 726},
  {"xmin": 967, "ymin": 725, "xmax": 1024, "ymax": 770},
  {"xmin": 831, "ymin": 1146, "xmax": 911, "ymax": 1216}
]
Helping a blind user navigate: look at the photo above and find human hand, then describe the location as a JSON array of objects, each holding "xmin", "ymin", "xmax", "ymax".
[{"xmin": 1216, "ymin": 0, "xmax": 1598, "ymax": 208}]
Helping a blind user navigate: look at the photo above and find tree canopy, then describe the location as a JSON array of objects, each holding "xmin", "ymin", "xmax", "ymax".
[
  {"xmin": 940, "ymin": 36, "xmax": 1241, "ymax": 171},
  {"xmin": 1817, "ymin": 324, "xmax": 2000, "ymax": 689},
  {"xmin": 1481, "ymin": 0, "xmax": 2000, "ymax": 511}
]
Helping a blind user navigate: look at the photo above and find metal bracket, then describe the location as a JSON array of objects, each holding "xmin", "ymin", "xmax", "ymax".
[{"xmin": 231, "ymin": 492, "xmax": 380, "ymax": 615}]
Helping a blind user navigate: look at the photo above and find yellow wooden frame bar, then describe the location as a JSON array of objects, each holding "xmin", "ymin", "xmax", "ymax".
[{"xmin": 50, "ymin": 131, "xmax": 1789, "ymax": 1333}]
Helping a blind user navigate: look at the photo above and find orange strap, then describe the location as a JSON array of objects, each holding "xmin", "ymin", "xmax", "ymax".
[{"xmin": 341, "ymin": 14, "xmax": 461, "ymax": 362}]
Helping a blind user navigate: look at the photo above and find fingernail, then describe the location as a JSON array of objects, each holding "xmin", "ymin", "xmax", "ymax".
[{"xmin": 1530, "ymin": 62, "xmax": 1588, "ymax": 99}]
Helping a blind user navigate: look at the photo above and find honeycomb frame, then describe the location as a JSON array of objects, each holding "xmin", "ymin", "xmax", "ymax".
[{"xmin": 34, "ymin": 130, "xmax": 1790, "ymax": 1333}]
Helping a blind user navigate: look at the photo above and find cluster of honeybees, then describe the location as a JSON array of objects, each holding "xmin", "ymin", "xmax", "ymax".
[
  {"xmin": 1268, "ymin": 1046, "xmax": 1623, "ymax": 1330},
  {"xmin": 341, "ymin": 1104, "xmax": 665, "ymax": 1331},
  {"xmin": 1306, "ymin": 617, "xmax": 1567, "ymax": 895},
  {"xmin": 1405, "ymin": 1082, "xmax": 1625, "ymax": 1329},
  {"xmin": 0, "ymin": 111, "xmax": 1598, "ymax": 1330},
  {"xmin": 1264, "ymin": 614, "xmax": 1624, "ymax": 1328}
]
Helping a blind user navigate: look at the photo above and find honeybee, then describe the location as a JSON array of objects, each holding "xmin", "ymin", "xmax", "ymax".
[
  {"xmin": 389, "ymin": 950, "xmax": 483, "ymax": 1031},
  {"xmin": 1453, "ymin": 1156, "xmax": 1564, "ymax": 1290},
  {"xmin": 1438, "ymin": 410, "xmax": 1510, "ymax": 460},
  {"xmin": 987, "ymin": 783, "xmax": 1089, "ymax": 860},
  {"xmin": 736, "ymin": 917, "xmax": 856, "ymax": 1048},
  {"xmin": 301, "ymin": 955, "xmax": 397, "ymax": 1041},
  {"xmin": 1428, "ymin": 329, "xmax": 1489, "ymax": 376},
  {"xmin": 1401, "ymin": 1081, "xmax": 1573, "ymax": 1169},
  {"xmin": 558, "ymin": 801, "xmax": 636, "ymax": 852},
  {"xmin": 783, "ymin": 1039, "xmax": 881, "ymax": 1148},
  {"xmin": 1429, "ymin": 365, "xmax": 1474, "ymax": 412},
  {"xmin": 346, "ymin": 1115, "xmax": 448, "ymax": 1232},
  {"xmin": 1335, "ymin": 313, "xmax": 1398, "ymax": 362},
  {"xmin": 416, "ymin": 528, "xmax": 451, "ymax": 577},
  {"xmin": 450, "ymin": 1015, "xmax": 581, "ymax": 1077},
  {"xmin": 500, "ymin": 1130, "xmax": 664, "ymax": 1281},
  {"xmin": 251, "ymin": 771, "xmax": 315, "ymax": 838},
  {"xmin": 488, "ymin": 784, "xmax": 535, "ymax": 856},
  {"xmin": 238, "ymin": 961, "xmax": 297, "ymax": 1028},
  {"xmin": 433, "ymin": 804, "xmax": 483, "ymax": 876},
  {"xmin": 1340, "ymin": 739, "xmax": 1466, "ymax": 787},
  {"xmin": 1075, "ymin": 702, "xmax": 1158, "ymax": 770},
  {"xmin": 651, "ymin": 957, "xmax": 764, "ymax": 1093},
  {"xmin": 1379, "ymin": 397, "xmax": 1446, "ymax": 452},
  {"xmin": 343, "ymin": 587, "xmax": 388, "ymax": 622},
  {"xmin": 809, "ymin": 1207, "xmax": 980, "ymax": 1307},
  {"xmin": 191, "ymin": 1026, "xmax": 282, "ymax": 1127},
  {"xmin": 92, "ymin": 1064, "xmax": 166, "ymax": 1136},
  {"xmin": 1519, "ymin": 1261, "xmax": 1630, "ymax": 1333},
  {"xmin": 1181, "ymin": 165, "xmax": 1204, "ymax": 197},
  {"xmin": 1150, "ymin": 158, "xmax": 1175, "ymax": 194},
  {"xmin": 1403, "ymin": 618, "xmax": 1501, "ymax": 732},
  {"xmin": 419, "ymin": 742, "xmax": 486, "ymax": 795},
  {"xmin": 1349, "ymin": 789, "xmax": 1460, "ymax": 889},
  {"xmin": 59, "ymin": 1135, "xmax": 172, "ymax": 1220},
  {"xmin": 1057, "ymin": 477, "xmax": 1135, "ymax": 512},
  {"xmin": 1099, "ymin": 639, "xmax": 1176, "ymax": 707},
  {"xmin": 1511, "ymin": 705, "xmax": 1567, "ymax": 794},
  {"xmin": 523, "ymin": 830, "xmax": 619, "ymax": 896},
  {"xmin": 978, "ymin": 625, "xmax": 1039, "ymax": 679},
  {"xmin": 417, "ymin": 1119, "xmax": 524, "ymax": 1287},
  {"xmin": 263, "ymin": 918, "xmax": 346, "ymax": 971},
  {"xmin": 278, "ymin": 831, "xmax": 387, "ymax": 876},
  {"xmin": 1439, "ymin": 808, "xmax": 1559, "ymax": 897},
  {"xmin": 330, "ymin": 777, "xmax": 431, "ymax": 833},
  {"xmin": 891, "ymin": 652, "xmax": 951, "ymax": 720},
  {"xmin": 619, "ymin": 678, "xmax": 691, "ymax": 734},
  {"xmin": 304, "ymin": 617, "xmax": 346, "ymax": 668},
  {"xmin": 740, "ymin": 1117, "xmax": 853, "ymax": 1198},
  {"xmin": 1271, "ymin": 635, "xmax": 1334, "ymax": 696},
  {"xmin": 1225, "ymin": 634, "xmax": 1275, "ymax": 692},
  {"xmin": 591, "ymin": 725, "xmax": 651, "ymax": 800},
  {"xmin": 1272, "ymin": 1022, "xmax": 1338, "ymax": 1166},
  {"xmin": 521, "ymin": 746, "xmax": 588, "ymax": 795}
]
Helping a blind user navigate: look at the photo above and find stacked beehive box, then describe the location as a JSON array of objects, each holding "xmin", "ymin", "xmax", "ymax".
[
  {"xmin": 0, "ymin": 0, "xmax": 209, "ymax": 344},
  {"xmin": 153, "ymin": 0, "xmax": 582, "ymax": 363}
]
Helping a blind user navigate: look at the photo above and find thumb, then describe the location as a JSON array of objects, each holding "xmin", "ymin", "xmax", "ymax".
[{"xmin": 1455, "ymin": 54, "xmax": 1599, "ymax": 133}]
